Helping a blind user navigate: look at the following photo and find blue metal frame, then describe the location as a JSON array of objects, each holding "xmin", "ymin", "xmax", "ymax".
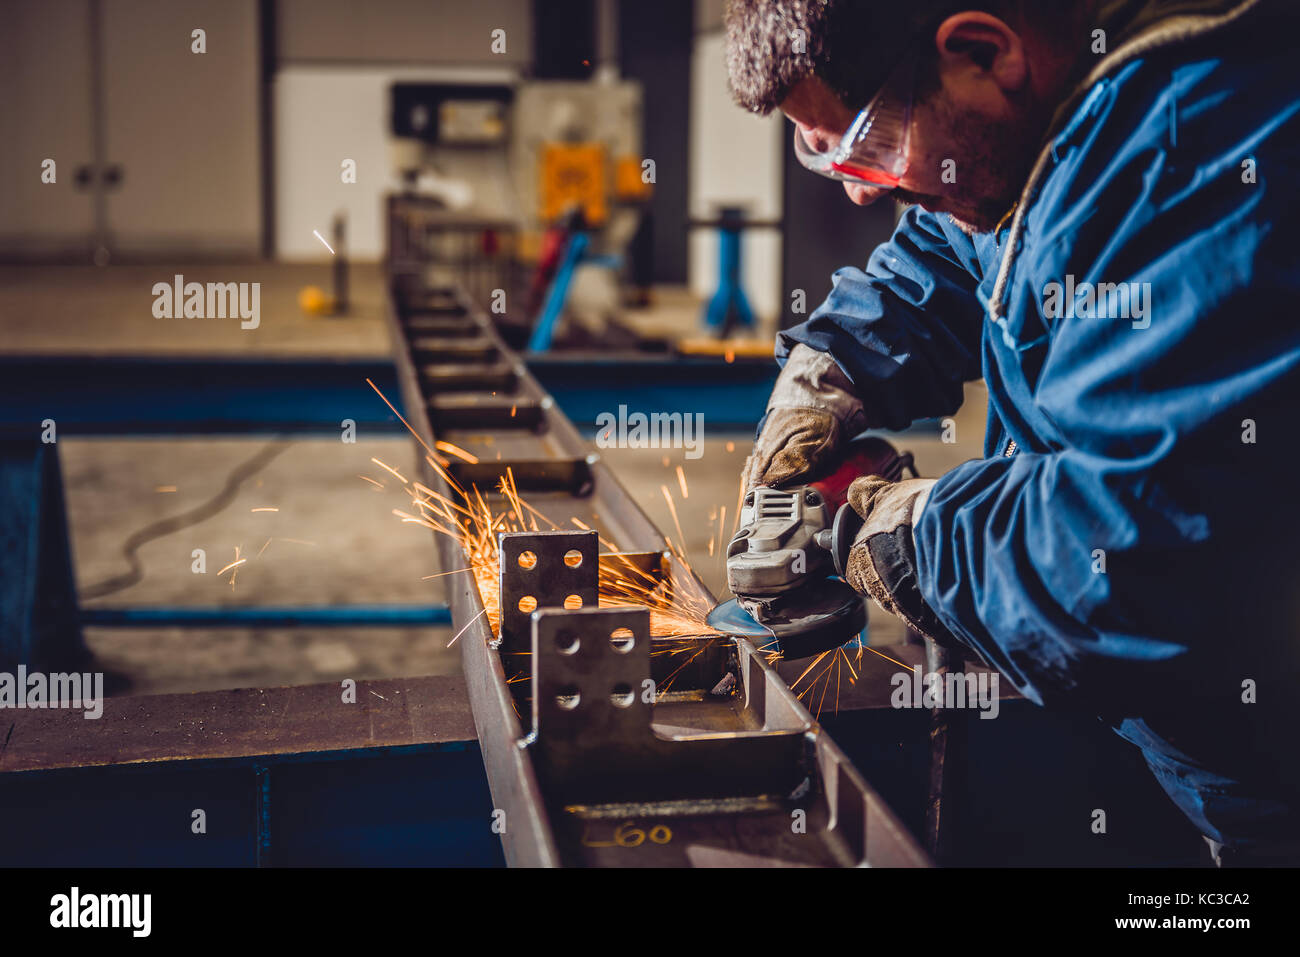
[
  {"xmin": 0, "ymin": 356, "xmax": 406, "ymax": 435},
  {"xmin": 528, "ymin": 355, "xmax": 778, "ymax": 432},
  {"xmin": 0, "ymin": 354, "xmax": 785, "ymax": 433},
  {"xmin": 0, "ymin": 440, "xmax": 84, "ymax": 671}
]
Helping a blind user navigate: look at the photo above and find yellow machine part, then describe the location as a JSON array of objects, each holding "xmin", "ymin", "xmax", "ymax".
[
  {"xmin": 614, "ymin": 155, "xmax": 653, "ymax": 201},
  {"xmin": 540, "ymin": 143, "xmax": 608, "ymax": 225}
]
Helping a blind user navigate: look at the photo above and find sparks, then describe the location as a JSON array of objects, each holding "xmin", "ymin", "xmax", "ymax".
[
  {"xmin": 363, "ymin": 374, "xmax": 896, "ymax": 715},
  {"xmin": 371, "ymin": 457, "xmax": 409, "ymax": 484},
  {"xmin": 435, "ymin": 440, "xmax": 480, "ymax": 464},
  {"xmin": 449, "ymin": 607, "xmax": 488, "ymax": 647},
  {"xmin": 420, "ymin": 567, "xmax": 472, "ymax": 580},
  {"xmin": 313, "ymin": 229, "xmax": 335, "ymax": 254}
]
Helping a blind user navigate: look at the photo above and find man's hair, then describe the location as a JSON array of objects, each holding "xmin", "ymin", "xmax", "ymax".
[{"xmin": 724, "ymin": 0, "xmax": 1080, "ymax": 114}]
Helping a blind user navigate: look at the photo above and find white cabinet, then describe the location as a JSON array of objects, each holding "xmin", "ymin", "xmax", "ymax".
[{"xmin": 0, "ymin": 0, "xmax": 262, "ymax": 261}]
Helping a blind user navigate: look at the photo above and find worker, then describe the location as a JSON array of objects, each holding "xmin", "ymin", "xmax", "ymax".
[{"xmin": 725, "ymin": 0, "xmax": 1300, "ymax": 865}]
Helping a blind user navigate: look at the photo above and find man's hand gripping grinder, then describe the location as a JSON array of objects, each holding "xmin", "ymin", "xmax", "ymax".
[{"xmin": 707, "ymin": 437, "xmax": 916, "ymax": 659}]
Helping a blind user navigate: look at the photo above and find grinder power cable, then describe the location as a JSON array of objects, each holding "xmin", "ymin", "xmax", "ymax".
[{"xmin": 708, "ymin": 437, "xmax": 916, "ymax": 659}]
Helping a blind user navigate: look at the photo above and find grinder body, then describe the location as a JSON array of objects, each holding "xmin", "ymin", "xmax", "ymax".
[{"xmin": 712, "ymin": 437, "xmax": 914, "ymax": 658}]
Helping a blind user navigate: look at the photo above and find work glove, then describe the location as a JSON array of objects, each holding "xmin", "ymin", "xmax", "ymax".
[
  {"xmin": 842, "ymin": 475, "xmax": 963, "ymax": 648},
  {"xmin": 743, "ymin": 344, "xmax": 868, "ymax": 491}
]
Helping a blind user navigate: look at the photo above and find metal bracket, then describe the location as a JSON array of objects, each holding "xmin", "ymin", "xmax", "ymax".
[
  {"xmin": 530, "ymin": 605, "xmax": 809, "ymax": 805},
  {"xmin": 499, "ymin": 529, "xmax": 599, "ymax": 678},
  {"xmin": 532, "ymin": 605, "xmax": 652, "ymax": 757}
]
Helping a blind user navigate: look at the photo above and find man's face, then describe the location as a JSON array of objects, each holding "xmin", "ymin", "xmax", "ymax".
[{"xmin": 779, "ymin": 16, "xmax": 1057, "ymax": 234}]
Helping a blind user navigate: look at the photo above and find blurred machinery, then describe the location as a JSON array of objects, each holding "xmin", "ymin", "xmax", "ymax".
[{"xmin": 388, "ymin": 77, "xmax": 654, "ymax": 349}]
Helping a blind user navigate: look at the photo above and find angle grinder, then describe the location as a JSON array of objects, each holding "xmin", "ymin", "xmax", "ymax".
[{"xmin": 707, "ymin": 437, "xmax": 916, "ymax": 659}]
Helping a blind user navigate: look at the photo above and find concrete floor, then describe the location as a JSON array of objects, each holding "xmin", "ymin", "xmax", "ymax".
[
  {"xmin": 64, "ymin": 436, "xmax": 460, "ymax": 694},
  {"xmin": 11, "ymin": 261, "xmax": 989, "ymax": 696}
]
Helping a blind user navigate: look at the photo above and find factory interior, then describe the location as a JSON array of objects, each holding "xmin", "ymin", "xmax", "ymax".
[{"xmin": 1, "ymin": 0, "xmax": 1293, "ymax": 906}]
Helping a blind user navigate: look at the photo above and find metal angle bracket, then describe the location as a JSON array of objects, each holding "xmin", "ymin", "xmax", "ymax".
[
  {"xmin": 530, "ymin": 605, "xmax": 809, "ymax": 805},
  {"xmin": 499, "ymin": 528, "xmax": 599, "ymax": 676}
]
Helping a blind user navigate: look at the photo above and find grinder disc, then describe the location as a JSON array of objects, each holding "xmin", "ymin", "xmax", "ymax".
[{"xmin": 706, "ymin": 579, "xmax": 867, "ymax": 660}]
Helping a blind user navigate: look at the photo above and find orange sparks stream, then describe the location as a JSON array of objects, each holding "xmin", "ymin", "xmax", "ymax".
[{"xmin": 365, "ymin": 381, "xmax": 891, "ymax": 715}]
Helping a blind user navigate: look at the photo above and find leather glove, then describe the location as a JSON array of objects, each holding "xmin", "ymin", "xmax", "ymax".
[
  {"xmin": 842, "ymin": 475, "xmax": 962, "ymax": 648},
  {"xmin": 743, "ymin": 344, "xmax": 868, "ymax": 491}
]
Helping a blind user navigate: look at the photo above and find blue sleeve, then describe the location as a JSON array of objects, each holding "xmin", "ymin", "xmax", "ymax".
[
  {"xmin": 777, "ymin": 206, "xmax": 987, "ymax": 431},
  {"xmin": 913, "ymin": 57, "xmax": 1300, "ymax": 716}
]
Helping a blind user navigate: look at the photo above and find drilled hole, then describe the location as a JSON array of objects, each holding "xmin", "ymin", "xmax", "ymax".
[
  {"xmin": 518, "ymin": 595, "xmax": 538, "ymax": 613},
  {"xmin": 556, "ymin": 686, "xmax": 581, "ymax": 710},
  {"xmin": 563, "ymin": 594, "xmax": 583, "ymax": 609},
  {"xmin": 610, "ymin": 627, "xmax": 635, "ymax": 653},
  {"xmin": 517, "ymin": 550, "xmax": 537, "ymax": 570},
  {"xmin": 555, "ymin": 631, "xmax": 579, "ymax": 655},
  {"xmin": 610, "ymin": 683, "xmax": 635, "ymax": 708},
  {"xmin": 563, "ymin": 549, "xmax": 583, "ymax": 568}
]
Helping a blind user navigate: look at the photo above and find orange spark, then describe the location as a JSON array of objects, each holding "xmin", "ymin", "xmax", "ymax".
[
  {"xmin": 436, "ymin": 440, "xmax": 479, "ymax": 464},
  {"xmin": 371, "ymin": 458, "xmax": 409, "ymax": 484}
]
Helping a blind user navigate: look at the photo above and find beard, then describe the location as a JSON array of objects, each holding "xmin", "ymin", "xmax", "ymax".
[{"xmin": 900, "ymin": 86, "xmax": 1047, "ymax": 235}]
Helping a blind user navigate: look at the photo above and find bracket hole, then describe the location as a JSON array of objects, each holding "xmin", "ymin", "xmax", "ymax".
[
  {"xmin": 556, "ymin": 686, "xmax": 581, "ymax": 710},
  {"xmin": 555, "ymin": 631, "xmax": 579, "ymax": 655},
  {"xmin": 563, "ymin": 594, "xmax": 584, "ymax": 609},
  {"xmin": 518, "ymin": 595, "xmax": 538, "ymax": 613},
  {"xmin": 610, "ymin": 627, "xmax": 635, "ymax": 653},
  {"xmin": 563, "ymin": 549, "xmax": 583, "ymax": 568},
  {"xmin": 517, "ymin": 550, "xmax": 538, "ymax": 570},
  {"xmin": 610, "ymin": 683, "xmax": 634, "ymax": 708}
]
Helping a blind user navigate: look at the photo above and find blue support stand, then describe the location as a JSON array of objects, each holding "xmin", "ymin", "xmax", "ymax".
[{"xmin": 704, "ymin": 209, "xmax": 757, "ymax": 336}]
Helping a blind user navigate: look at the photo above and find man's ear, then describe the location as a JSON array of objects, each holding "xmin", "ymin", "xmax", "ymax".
[{"xmin": 933, "ymin": 12, "xmax": 1027, "ymax": 92}]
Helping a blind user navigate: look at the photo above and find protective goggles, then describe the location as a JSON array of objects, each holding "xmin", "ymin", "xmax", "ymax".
[{"xmin": 792, "ymin": 51, "xmax": 916, "ymax": 189}]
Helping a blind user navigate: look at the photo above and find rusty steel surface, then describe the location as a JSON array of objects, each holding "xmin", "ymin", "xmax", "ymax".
[{"xmin": 0, "ymin": 676, "xmax": 477, "ymax": 774}]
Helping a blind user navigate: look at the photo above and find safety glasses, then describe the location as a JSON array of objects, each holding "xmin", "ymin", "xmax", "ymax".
[{"xmin": 792, "ymin": 51, "xmax": 916, "ymax": 189}]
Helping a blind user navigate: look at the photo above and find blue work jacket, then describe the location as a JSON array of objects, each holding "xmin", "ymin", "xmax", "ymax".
[{"xmin": 779, "ymin": 7, "xmax": 1300, "ymax": 851}]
